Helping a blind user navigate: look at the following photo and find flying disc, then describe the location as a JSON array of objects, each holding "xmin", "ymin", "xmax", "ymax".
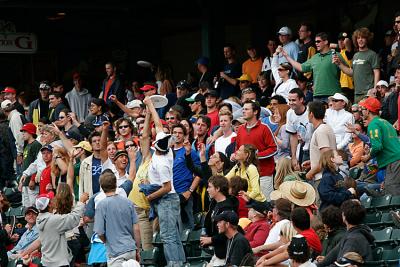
[
  {"xmin": 149, "ymin": 95, "xmax": 168, "ymax": 109},
  {"xmin": 137, "ymin": 60, "xmax": 153, "ymax": 68}
]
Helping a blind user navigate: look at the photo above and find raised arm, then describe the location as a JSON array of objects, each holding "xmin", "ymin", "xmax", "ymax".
[
  {"xmin": 282, "ymin": 49, "xmax": 303, "ymax": 72},
  {"xmin": 100, "ymin": 121, "xmax": 110, "ymax": 163},
  {"xmin": 143, "ymin": 96, "xmax": 163, "ymax": 134},
  {"xmin": 140, "ymin": 109, "xmax": 152, "ymax": 161},
  {"xmin": 110, "ymin": 95, "xmax": 136, "ymax": 117}
]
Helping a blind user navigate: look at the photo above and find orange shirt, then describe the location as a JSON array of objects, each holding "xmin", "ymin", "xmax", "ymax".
[
  {"xmin": 242, "ymin": 58, "xmax": 263, "ymax": 83},
  {"xmin": 103, "ymin": 75, "xmax": 115, "ymax": 102}
]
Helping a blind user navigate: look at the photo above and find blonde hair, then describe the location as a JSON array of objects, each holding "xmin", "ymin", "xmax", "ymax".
[
  {"xmin": 280, "ymin": 221, "xmax": 298, "ymax": 243},
  {"xmin": 274, "ymin": 157, "xmax": 300, "ymax": 189},
  {"xmin": 273, "ymin": 104, "xmax": 290, "ymax": 135},
  {"xmin": 319, "ymin": 149, "xmax": 337, "ymax": 174}
]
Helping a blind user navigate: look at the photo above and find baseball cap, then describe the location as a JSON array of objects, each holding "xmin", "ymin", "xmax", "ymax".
[
  {"xmin": 185, "ymin": 93, "xmax": 205, "ymax": 103},
  {"xmin": 277, "ymin": 26, "xmax": 292, "ymax": 36},
  {"xmin": 24, "ymin": 206, "xmax": 39, "ymax": 215},
  {"xmin": 20, "ymin": 123, "xmax": 37, "ymax": 135},
  {"xmin": 153, "ymin": 132, "xmax": 172, "ymax": 152},
  {"xmin": 214, "ymin": 210, "xmax": 239, "ymax": 226},
  {"xmin": 376, "ymin": 80, "xmax": 389, "ymax": 87},
  {"xmin": 196, "ymin": 57, "xmax": 209, "ymax": 66},
  {"xmin": 39, "ymin": 81, "xmax": 51, "ymax": 91},
  {"xmin": 246, "ymin": 201, "xmax": 272, "ymax": 216},
  {"xmin": 40, "ymin": 144, "xmax": 53, "ymax": 152},
  {"xmin": 204, "ymin": 90, "xmax": 218, "ymax": 98},
  {"xmin": 237, "ymin": 74, "xmax": 252, "ymax": 82},
  {"xmin": 114, "ymin": 150, "xmax": 128, "ymax": 160},
  {"xmin": 359, "ymin": 97, "xmax": 381, "ymax": 113},
  {"xmin": 139, "ymin": 84, "xmax": 157, "ymax": 92},
  {"xmin": 338, "ymin": 32, "xmax": 348, "ymax": 39},
  {"xmin": 2, "ymin": 87, "xmax": 16, "ymax": 94},
  {"xmin": 126, "ymin": 99, "xmax": 143, "ymax": 109},
  {"xmin": 329, "ymin": 93, "xmax": 349, "ymax": 104},
  {"xmin": 1, "ymin": 99, "xmax": 12, "ymax": 109},
  {"xmin": 73, "ymin": 141, "xmax": 92, "ymax": 152},
  {"xmin": 66, "ymin": 131, "xmax": 84, "ymax": 142},
  {"xmin": 335, "ymin": 252, "xmax": 364, "ymax": 266},
  {"xmin": 35, "ymin": 194, "xmax": 52, "ymax": 211},
  {"xmin": 176, "ymin": 80, "xmax": 190, "ymax": 89},
  {"xmin": 288, "ymin": 235, "xmax": 309, "ymax": 257}
]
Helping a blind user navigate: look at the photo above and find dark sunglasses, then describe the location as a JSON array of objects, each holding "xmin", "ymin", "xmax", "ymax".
[
  {"xmin": 125, "ymin": 144, "xmax": 136, "ymax": 149},
  {"xmin": 315, "ymin": 40, "xmax": 323, "ymax": 43},
  {"xmin": 58, "ymin": 116, "xmax": 66, "ymax": 119},
  {"xmin": 166, "ymin": 117, "xmax": 175, "ymax": 120},
  {"xmin": 119, "ymin": 125, "xmax": 130, "ymax": 129}
]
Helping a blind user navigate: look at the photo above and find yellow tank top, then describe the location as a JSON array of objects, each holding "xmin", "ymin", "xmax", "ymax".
[
  {"xmin": 128, "ymin": 157, "xmax": 151, "ymax": 209},
  {"xmin": 339, "ymin": 49, "xmax": 354, "ymax": 89}
]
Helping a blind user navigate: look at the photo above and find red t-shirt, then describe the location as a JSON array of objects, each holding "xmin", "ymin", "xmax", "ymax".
[
  {"xmin": 207, "ymin": 109, "xmax": 219, "ymax": 135},
  {"xmin": 39, "ymin": 165, "xmax": 52, "ymax": 195},
  {"xmin": 103, "ymin": 76, "xmax": 115, "ymax": 102},
  {"xmin": 300, "ymin": 228, "xmax": 322, "ymax": 254}
]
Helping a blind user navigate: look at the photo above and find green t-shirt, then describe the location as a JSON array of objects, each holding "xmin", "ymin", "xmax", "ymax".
[
  {"xmin": 368, "ymin": 117, "xmax": 400, "ymax": 168},
  {"xmin": 352, "ymin": 49, "xmax": 380, "ymax": 96},
  {"xmin": 301, "ymin": 50, "xmax": 343, "ymax": 96},
  {"xmin": 22, "ymin": 140, "xmax": 42, "ymax": 186}
]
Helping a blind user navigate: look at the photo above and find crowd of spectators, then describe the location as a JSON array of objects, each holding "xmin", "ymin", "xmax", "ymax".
[{"xmin": 0, "ymin": 11, "xmax": 400, "ymax": 267}]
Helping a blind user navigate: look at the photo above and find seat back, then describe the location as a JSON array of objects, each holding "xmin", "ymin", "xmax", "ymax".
[
  {"xmin": 389, "ymin": 195, "xmax": 400, "ymax": 209},
  {"xmin": 381, "ymin": 246, "xmax": 400, "ymax": 261},
  {"xmin": 361, "ymin": 196, "xmax": 372, "ymax": 209},
  {"xmin": 371, "ymin": 195, "xmax": 392, "ymax": 210},
  {"xmin": 372, "ymin": 227, "xmax": 393, "ymax": 243},
  {"xmin": 363, "ymin": 211, "xmax": 382, "ymax": 225}
]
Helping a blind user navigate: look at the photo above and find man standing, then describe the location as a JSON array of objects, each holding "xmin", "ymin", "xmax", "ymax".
[
  {"xmin": 196, "ymin": 57, "xmax": 214, "ymax": 88},
  {"xmin": 27, "ymin": 81, "xmax": 50, "ymax": 125},
  {"xmin": 101, "ymin": 62, "xmax": 125, "ymax": 113},
  {"xmin": 18, "ymin": 123, "xmax": 42, "ymax": 207},
  {"xmin": 2, "ymin": 86, "xmax": 25, "ymax": 115},
  {"xmin": 205, "ymin": 90, "xmax": 220, "ymax": 132},
  {"xmin": 297, "ymin": 23, "xmax": 316, "ymax": 64},
  {"xmin": 0, "ymin": 109, "xmax": 16, "ymax": 189},
  {"xmin": 360, "ymin": 97, "xmax": 400, "ymax": 195},
  {"xmin": 286, "ymin": 88, "xmax": 312, "ymax": 170},
  {"xmin": 172, "ymin": 123, "xmax": 201, "ymax": 229},
  {"xmin": 218, "ymin": 44, "xmax": 241, "ymax": 99},
  {"xmin": 65, "ymin": 73, "xmax": 92, "ymax": 122},
  {"xmin": 284, "ymin": 32, "xmax": 344, "ymax": 101},
  {"xmin": 277, "ymin": 26, "xmax": 299, "ymax": 64},
  {"xmin": 305, "ymin": 101, "xmax": 336, "ymax": 198},
  {"xmin": 335, "ymin": 28, "xmax": 380, "ymax": 102},
  {"xmin": 94, "ymin": 171, "xmax": 141, "ymax": 266},
  {"xmin": 215, "ymin": 210, "xmax": 253, "ymax": 266},
  {"xmin": 236, "ymin": 100, "xmax": 277, "ymax": 200},
  {"xmin": 215, "ymin": 111, "xmax": 236, "ymax": 155},
  {"xmin": 48, "ymin": 92, "xmax": 67, "ymax": 123},
  {"xmin": 242, "ymin": 44, "xmax": 263, "ymax": 84}
]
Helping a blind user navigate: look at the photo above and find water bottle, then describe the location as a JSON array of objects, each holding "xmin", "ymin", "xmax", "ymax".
[
  {"xmin": 201, "ymin": 227, "xmax": 207, "ymax": 237},
  {"xmin": 16, "ymin": 259, "xmax": 23, "ymax": 267}
]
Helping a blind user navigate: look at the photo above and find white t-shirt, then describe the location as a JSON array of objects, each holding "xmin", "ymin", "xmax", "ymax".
[
  {"xmin": 325, "ymin": 109, "xmax": 354, "ymax": 150},
  {"xmin": 148, "ymin": 149, "xmax": 176, "ymax": 194},
  {"xmin": 286, "ymin": 108, "xmax": 313, "ymax": 152},
  {"xmin": 264, "ymin": 219, "xmax": 290, "ymax": 245},
  {"xmin": 101, "ymin": 158, "xmax": 128, "ymax": 187},
  {"xmin": 215, "ymin": 132, "xmax": 236, "ymax": 155}
]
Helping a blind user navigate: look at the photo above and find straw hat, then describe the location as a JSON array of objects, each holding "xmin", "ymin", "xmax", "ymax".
[{"xmin": 270, "ymin": 181, "xmax": 315, "ymax": 207}]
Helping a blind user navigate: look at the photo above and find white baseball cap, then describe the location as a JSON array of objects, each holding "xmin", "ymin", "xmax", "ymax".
[
  {"xmin": 1, "ymin": 99, "xmax": 12, "ymax": 109},
  {"xmin": 126, "ymin": 99, "xmax": 143, "ymax": 109},
  {"xmin": 376, "ymin": 80, "xmax": 389, "ymax": 87},
  {"xmin": 35, "ymin": 195, "xmax": 51, "ymax": 211},
  {"xmin": 277, "ymin": 26, "xmax": 292, "ymax": 36},
  {"xmin": 329, "ymin": 93, "xmax": 349, "ymax": 104}
]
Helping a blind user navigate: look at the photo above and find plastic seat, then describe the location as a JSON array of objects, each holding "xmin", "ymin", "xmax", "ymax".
[
  {"xmin": 152, "ymin": 231, "xmax": 163, "ymax": 248},
  {"xmin": 389, "ymin": 195, "xmax": 400, "ymax": 209},
  {"xmin": 9, "ymin": 206, "xmax": 24, "ymax": 218},
  {"xmin": 369, "ymin": 212, "xmax": 394, "ymax": 229},
  {"xmin": 361, "ymin": 196, "xmax": 372, "ymax": 209},
  {"xmin": 381, "ymin": 246, "xmax": 400, "ymax": 266},
  {"xmin": 363, "ymin": 211, "xmax": 382, "ymax": 225},
  {"xmin": 181, "ymin": 228, "xmax": 191, "ymax": 246},
  {"xmin": 372, "ymin": 227, "xmax": 393, "ymax": 247},
  {"xmin": 363, "ymin": 247, "xmax": 384, "ymax": 266},
  {"xmin": 349, "ymin": 167, "xmax": 362, "ymax": 180},
  {"xmin": 185, "ymin": 229, "xmax": 202, "ymax": 258},
  {"xmin": 183, "ymin": 261, "xmax": 208, "ymax": 267},
  {"xmin": 193, "ymin": 213, "xmax": 205, "ymax": 229},
  {"xmin": 140, "ymin": 247, "xmax": 160, "ymax": 266},
  {"xmin": 371, "ymin": 195, "xmax": 392, "ymax": 210}
]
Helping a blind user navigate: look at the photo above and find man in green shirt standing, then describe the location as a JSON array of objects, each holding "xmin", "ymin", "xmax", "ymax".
[
  {"xmin": 334, "ymin": 27, "xmax": 380, "ymax": 103},
  {"xmin": 283, "ymin": 32, "xmax": 344, "ymax": 102},
  {"xmin": 360, "ymin": 97, "xmax": 400, "ymax": 196}
]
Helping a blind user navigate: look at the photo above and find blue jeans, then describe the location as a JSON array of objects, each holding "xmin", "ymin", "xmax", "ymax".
[
  {"xmin": 357, "ymin": 181, "xmax": 381, "ymax": 196},
  {"xmin": 181, "ymin": 194, "xmax": 194, "ymax": 230},
  {"xmin": 155, "ymin": 193, "xmax": 186, "ymax": 265}
]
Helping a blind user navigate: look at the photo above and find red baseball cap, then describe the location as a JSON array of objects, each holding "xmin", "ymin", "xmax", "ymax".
[
  {"xmin": 20, "ymin": 123, "xmax": 37, "ymax": 135},
  {"xmin": 140, "ymin": 84, "xmax": 157, "ymax": 92},
  {"xmin": 2, "ymin": 87, "xmax": 16, "ymax": 94},
  {"xmin": 359, "ymin": 97, "xmax": 381, "ymax": 113}
]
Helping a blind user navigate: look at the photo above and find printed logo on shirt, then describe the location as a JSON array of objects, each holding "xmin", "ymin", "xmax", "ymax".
[
  {"xmin": 353, "ymin": 59, "xmax": 366, "ymax": 65},
  {"xmin": 92, "ymin": 164, "xmax": 102, "ymax": 176}
]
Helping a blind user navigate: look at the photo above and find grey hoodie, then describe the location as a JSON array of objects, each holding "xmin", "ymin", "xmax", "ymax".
[{"xmin": 36, "ymin": 202, "xmax": 85, "ymax": 267}]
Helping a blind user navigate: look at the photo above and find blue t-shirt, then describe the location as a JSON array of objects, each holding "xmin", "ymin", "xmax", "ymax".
[
  {"xmin": 219, "ymin": 62, "xmax": 241, "ymax": 99},
  {"xmin": 93, "ymin": 195, "xmax": 138, "ymax": 257},
  {"xmin": 173, "ymin": 147, "xmax": 200, "ymax": 194},
  {"xmin": 92, "ymin": 157, "xmax": 102, "ymax": 194}
]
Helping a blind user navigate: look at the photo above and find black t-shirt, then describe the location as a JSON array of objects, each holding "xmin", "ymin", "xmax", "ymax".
[
  {"xmin": 226, "ymin": 232, "xmax": 253, "ymax": 266},
  {"xmin": 219, "ymin": 62, "xmax": 241, "ymax": 99},
  {"xmin": 298, "ymin": 41, "xmax": 316, "ymax": 64}
]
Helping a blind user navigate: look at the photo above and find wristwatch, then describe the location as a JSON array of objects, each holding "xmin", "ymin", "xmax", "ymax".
[{"xmin": 189, "ymin": 187, "xmax": 194, "ymax": 193}]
